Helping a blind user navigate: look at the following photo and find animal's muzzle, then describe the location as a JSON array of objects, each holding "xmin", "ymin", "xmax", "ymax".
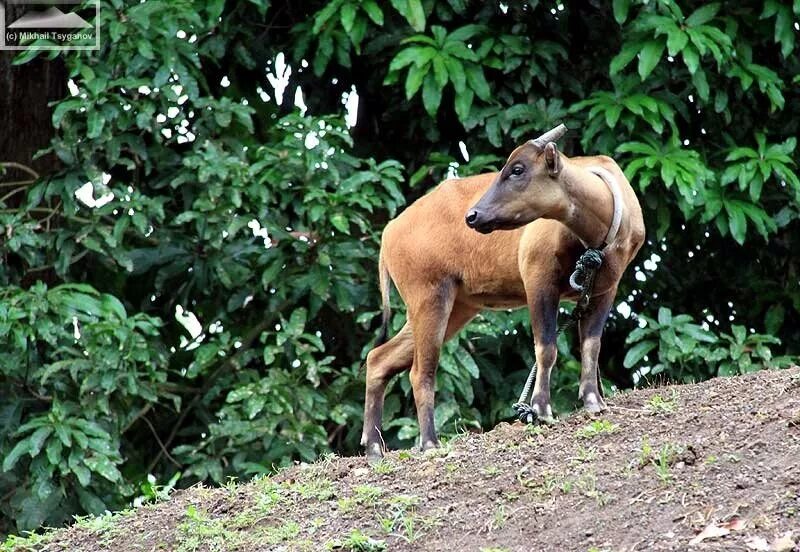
[{"xmin": 465, "ymin": 209, "xmax": 495, "ymax": 234}]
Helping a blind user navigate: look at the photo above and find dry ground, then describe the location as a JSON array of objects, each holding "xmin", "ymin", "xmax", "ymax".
[{"xmin": 5, "ymin": 367, "xmax": 800, "ymax": 552}]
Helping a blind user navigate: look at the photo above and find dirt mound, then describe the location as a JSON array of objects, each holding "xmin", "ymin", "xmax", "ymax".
[{"xmin": 8, "ymin": 367, "xmax": 800, "ymax": 552}]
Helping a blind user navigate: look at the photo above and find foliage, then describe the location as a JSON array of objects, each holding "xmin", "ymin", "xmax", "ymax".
[
  {"xmin": 1, "ymin": 0, "xmax": 798, "ymax": 535},
  {"xmin": 624, "ymin": 307, "xmax": 792, "ymax": 382},
  {"xmin": 0, "ymin": 283, "xmax": 166, "ymax": 529}
]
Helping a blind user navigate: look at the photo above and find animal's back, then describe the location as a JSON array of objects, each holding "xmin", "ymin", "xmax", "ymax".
[{"xmin": 381, "ymin": 173, "xmax": 528, "ymax": 309}]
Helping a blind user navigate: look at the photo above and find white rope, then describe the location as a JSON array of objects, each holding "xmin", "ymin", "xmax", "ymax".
[{"xmin": 586, "ymin": 165, "xmax": 624, "ymax": 248}]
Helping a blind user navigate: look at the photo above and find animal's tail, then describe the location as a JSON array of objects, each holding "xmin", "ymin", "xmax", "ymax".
[{"xmin": 375, "ymin": 252, "xmax": 392, "ymax": 347}]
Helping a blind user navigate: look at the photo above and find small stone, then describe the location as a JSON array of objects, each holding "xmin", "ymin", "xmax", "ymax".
[{"xmin": 771, "ymin": 531, "xmax": 795, "ymax": 552}]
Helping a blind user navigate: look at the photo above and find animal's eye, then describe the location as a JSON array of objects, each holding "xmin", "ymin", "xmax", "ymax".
[{"xmin": 510, "ymin": 164, "xmax": 525, "ymax": 176}]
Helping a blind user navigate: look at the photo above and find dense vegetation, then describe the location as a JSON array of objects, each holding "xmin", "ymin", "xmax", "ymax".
[{"xmin": 0, "ymin": 0, "xmax": 797, "ymax": 534}]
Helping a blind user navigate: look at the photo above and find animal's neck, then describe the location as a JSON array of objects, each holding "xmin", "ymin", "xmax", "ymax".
[{"xmin": 558, "ymin": 164, "xmax": 617, "ymax": 248}]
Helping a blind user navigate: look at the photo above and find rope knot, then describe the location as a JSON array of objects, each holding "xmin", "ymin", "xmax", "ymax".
[{"xmin": 569, "ymin": 248, "xmax": 604, "ymax": 292}]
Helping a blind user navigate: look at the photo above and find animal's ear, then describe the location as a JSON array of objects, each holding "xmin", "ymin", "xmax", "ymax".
[{"xmin": 543, "ymin": 142, "xmax": 562, "ymax": 176}]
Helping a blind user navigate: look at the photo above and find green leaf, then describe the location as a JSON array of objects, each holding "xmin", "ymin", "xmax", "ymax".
[
  {"xmin": 330, "ymin": 213, "xmax": 350, "ymax": 234},
  {"xmin": 422, "ymin": 73, "xmax": 443, "ymax": 116},
  {"xmin": 405, "ymin": 63, "xmax": 427, "ymax": 99},
  {"xmin": 455, "ymin": 346, "xmax": 479, "ymax": 379},
  {"xmin": 362, "ymin": 0, "xmax": 384, "ymax": 25},
  {"xmin": 341, "ymin": 3, "xmax": 357, "ymax": 33},
  {"xmin": 613, "ymin": 0, "xmax": 632, "ymax": 24},
  {"xmin": 392, "ymin": 0, "xmax": 426, "ymax": 31},
  {"xmin": 72, "ymin": 464, "xmax": 92, "ymax": 487},
  {"xmin": 605, "ymin": 104, "xmax": 622, "ymax": 127},
  {"xmin": 388, "ymin": 47, "xmax": 421, "ymax": 72},
  {"xmin": 725, "ymin": 202, "xmax": 747, "ymax": 244},
  {"xmin": 2, "ymin": 439, "xmax": 31, "ymax": 471},
  {"xmin": 682, "ymin": 45, "xmax": 700, "ymax": 74},
  {"xmin": 623, "ymin": 340, "xmax": 657, "ymax": 368},
  {"xmin": 407, "ymin": 0, "xmax": 426, "ymax": 31},
  {"xmin": 610, "ymin": 42, "xmax": 640, "ymax": 75},
  {"xmin": 101, "ymin": 294, "xmax": 127, "ymax": 320},
  {"xmin": 765, "ymin": 304, "xmax": 785, "ymax": 334},
  {"xmin": 87, "ymin": 110, "xmax": 105, "ymax": 139},
  {"xmin": 28, "ymin": 427, "xmax": 53, "ymax": 456},
  {"xmin": 692, "ymin": 69, "xmax": 710, "ymax": 101},
  {"xmin": 638, "ymin": 40, "xmax": 665, "ymax": 80},
  {"xmin": 714, "ymin": 90, "xmax": 729, "ymax": 112},
  {"xmin": 666, "ymin": 30, "xmax": 689, "ymax": 56},
  {"xmin": 464, "ymin": 64, "xmax": 490, "ymax": 101},
  {"xmin": 432, "ymin": 55, "xmax": 448, "ymax": 89},
  {"xmin": 84, "ymin": 455, "xmax": 122, "ymax": 483},
  {"xmin": 454, "ymin": 89, "xmax": 474, "ymax": 122},
  {"xmin": 686, "ymin": 3, "xmax": 720, "ymax": 26}
]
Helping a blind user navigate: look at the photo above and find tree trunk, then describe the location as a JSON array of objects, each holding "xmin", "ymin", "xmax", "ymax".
[{"xmin": 0, "ymin": 3, "xmax": 66, "ymax": 180}]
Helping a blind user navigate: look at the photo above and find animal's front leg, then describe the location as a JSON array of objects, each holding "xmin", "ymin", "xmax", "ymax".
[
  {"xmin": 528, "ymin": 289, "xmax": 559, "ymax": 422},
  {"xmin": 577, "ymin": 289, "xmax": 616, "ymax": 413}
]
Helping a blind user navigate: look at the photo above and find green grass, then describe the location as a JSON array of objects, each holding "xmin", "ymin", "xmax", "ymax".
[
  {"xmin": 371, "ymin": 460, "xmax": 396, "ymax": 475},
  {"xmin": 575, "ymin": 420, "xmax": 619, "ymax": 439},
  {"xmin": 328, "ymin": 529, "xmax": 387, "ymax": 551},
  {"xmin": 645, "ymin": 390, "xmax": 679, "ymax": 414}
]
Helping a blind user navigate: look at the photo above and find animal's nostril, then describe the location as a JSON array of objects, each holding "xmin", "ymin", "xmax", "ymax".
[{"xmin": 465, "ymin": 210, "xmax": 479, "ymax": 226}]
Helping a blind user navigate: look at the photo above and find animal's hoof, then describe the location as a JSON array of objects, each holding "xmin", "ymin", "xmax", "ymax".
[
  {"xmin": 365, "ymin": 442, "xmax": 384, "ymax": 465},
  {"xmin": 583, "ymin": 392, "xmax": 607, "ymax": 414},
  {"xmin": 420, "ymin": 440, "xmax": 440, "ymax": 453},
  {"xmin": 513, "ymin": 402, "xmax": 555, "ymax": 425}
]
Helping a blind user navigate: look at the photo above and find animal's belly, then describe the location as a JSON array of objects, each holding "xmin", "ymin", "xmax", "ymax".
[{"xmin": 459, "ymin": 292, "xmax": 527, "ymax": 310}]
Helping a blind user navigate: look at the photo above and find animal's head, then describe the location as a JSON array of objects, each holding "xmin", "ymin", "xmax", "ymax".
[{"xmin": 465, "ymin": 124, "xmax": 569, "ymax": 234}]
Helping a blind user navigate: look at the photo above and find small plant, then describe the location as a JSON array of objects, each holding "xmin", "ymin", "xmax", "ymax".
[
  {"xmin": 329, "ymin": 529, "xmax": 386, "ymax": 551},
  {"xmin": 294, "ymin": 478, "xmax": 336, "ymax": 500},
  {"xmin": 338, "ymin": 497, "xmax": 357, "ymax": 513},
  {"xmin": 575, "ymin": 473, "xmax": 608, "ymax": 505},
  {"xmin": 371, "ymin": 460, "xmax": 396, "ymax": 475},
  {"xmin": 354, "ymin": 485, "xmax": 384, "ymax": 505},
  {"xmin": 481, "ymin": 465, "xmax": 502, "ymax": 477},
  {"xmin": 490, "ymin": 504, "xmax": 507, "ymax": 530},
  {"xmin": 133, "ymin": 472, "xmax": 182, "ymax": 508},
  {"xmin": 654, "ymin": 444, "xmax": 680, "ymax": 484},
  {"xmin": 525, "ymin": 424, "xmax": 548, "ymax": 438},
  {"xmin": 645, "ymin": 391, "xmax": 678, "ymax": 414},
  {"xmin": 638, "ymin": 437, "xmax": 654, "ymax": 467},
  {"xmin": 571, "ymin": 446, "xmax": 598, "ymax": 464},
  {"xmin": 377, "ymin": 495, "xmax": 423, "ymax": 542},
  {"xmin": 575, "ymin": 420, "xmax": 619, "ymax": 439}
]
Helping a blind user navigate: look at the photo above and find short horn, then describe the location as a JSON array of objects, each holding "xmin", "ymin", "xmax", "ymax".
[{"xmin": 530, "ymin": 124, "xmax": 568, "ymax": 148}]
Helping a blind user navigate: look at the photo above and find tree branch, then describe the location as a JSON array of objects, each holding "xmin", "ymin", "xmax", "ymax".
[{"xmin": 0, "ymin": 162, "xmax": 39, "ymax": 180}]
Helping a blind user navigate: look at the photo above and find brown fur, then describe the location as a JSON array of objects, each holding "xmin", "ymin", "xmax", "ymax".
[{"xmin": 361, "ymin": 139, "xmax": 645, "ymax": 461}]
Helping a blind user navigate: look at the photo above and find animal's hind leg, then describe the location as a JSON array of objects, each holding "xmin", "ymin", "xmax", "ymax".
[
  {"xmin": 408, "ymin": 284, "xmax": 460, "ymax": 451},
  {"xmin": 362, "ymin": 323, "xmax": 414, "ymax": 461}
]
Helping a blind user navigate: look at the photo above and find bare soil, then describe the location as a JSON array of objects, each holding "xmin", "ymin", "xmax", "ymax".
[{"xmin": 9, "ymin": 367, "xmax": 800, "ymax": 552}]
